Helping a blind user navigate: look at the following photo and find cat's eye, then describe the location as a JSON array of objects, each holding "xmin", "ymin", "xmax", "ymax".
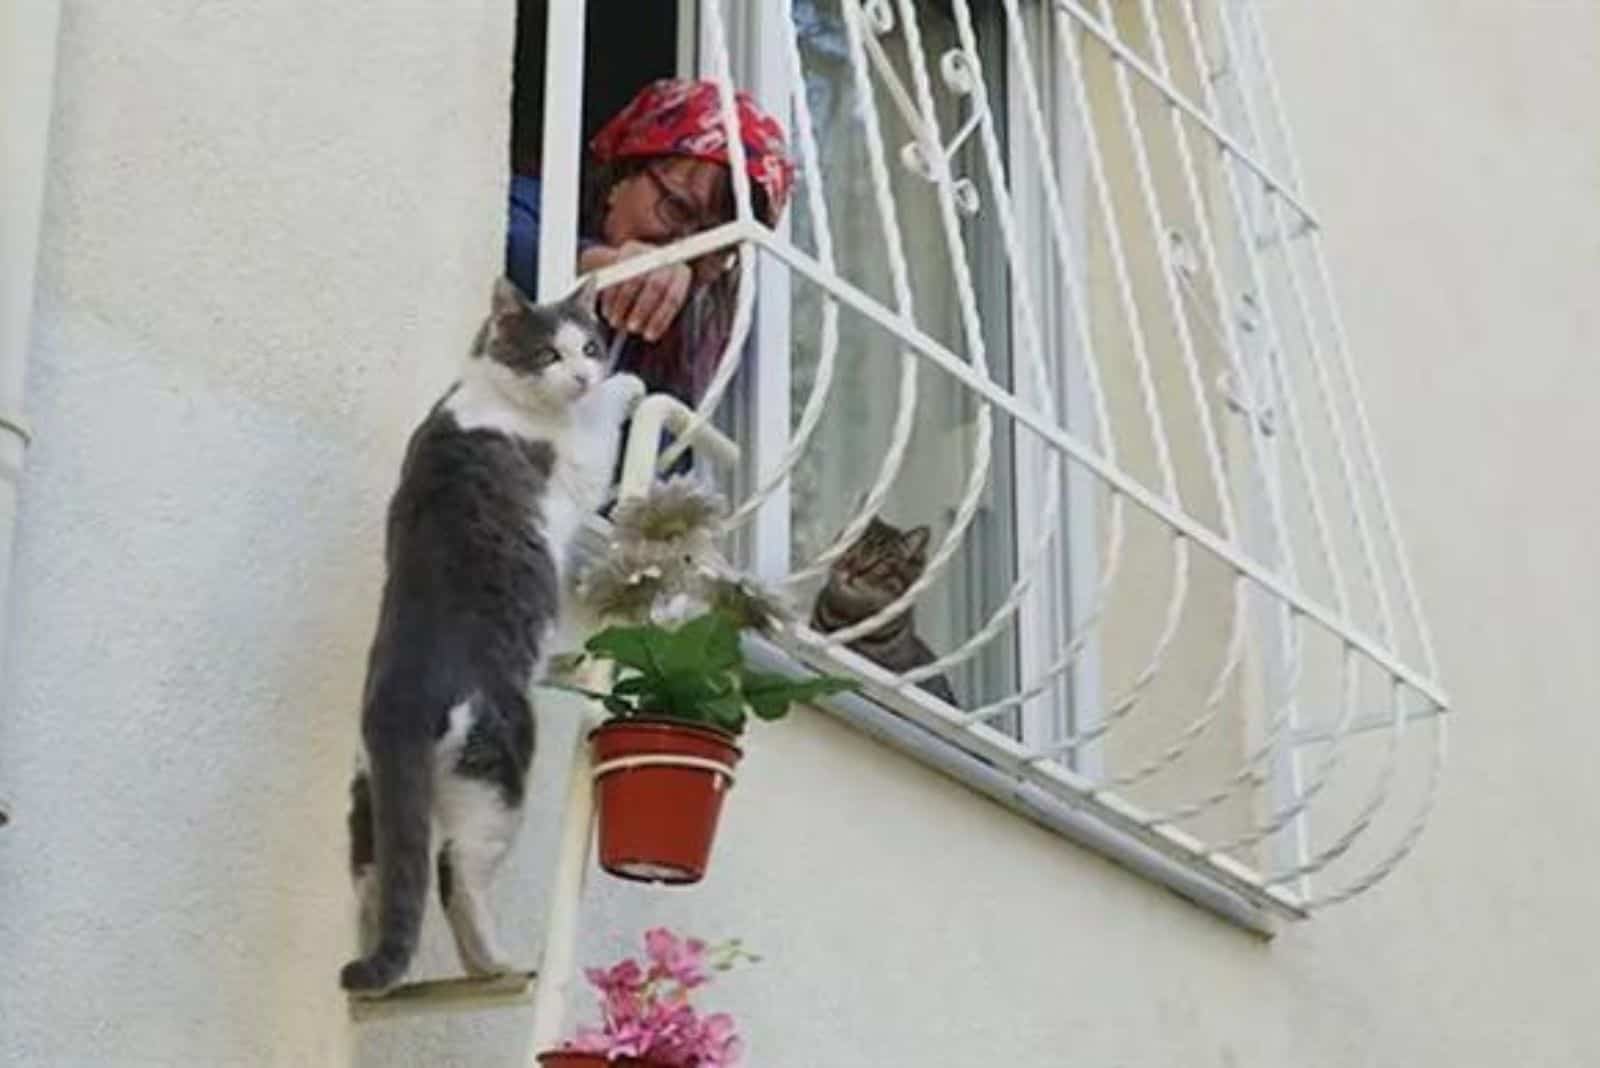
[{"xmin": 583, "ymin": 341, "xmax": 600, "ymax": 358}]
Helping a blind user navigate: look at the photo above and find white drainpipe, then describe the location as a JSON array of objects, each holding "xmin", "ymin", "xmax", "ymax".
[{"xmin": 0, "ymin": 0, "xmax": 63, "ymax": 826}]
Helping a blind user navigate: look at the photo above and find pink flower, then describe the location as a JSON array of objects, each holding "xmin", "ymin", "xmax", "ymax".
[
  {"xmin": 694, "ymin": 1013, "xmax": 743, "ymax": 1068},
  {"xmin": 644, "ymin": 928, "xmax": 710, "ymax": 988},
  {"xmin": 587, "ymin": 958, "xmax": 645, "ymax": 995},
  {"xmin": 564, "ymin": 930, "xmax": 747, "ymax": 1067}
]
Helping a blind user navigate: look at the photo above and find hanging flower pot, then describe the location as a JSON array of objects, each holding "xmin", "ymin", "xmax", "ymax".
[
  {"xmin": 559, "ymin": 610, "xmax": 854, "ymax": 886},
  {"xmin": 589, "ymin": 718, "xmax": 741, "ymax": 884},
  {"xmin": 554, "ymin": 477, "xmax": 858, "ymax": 885},
  {"xmin": 537, "ymin": 1055, "xmax": 671, "ymax": 1068}
]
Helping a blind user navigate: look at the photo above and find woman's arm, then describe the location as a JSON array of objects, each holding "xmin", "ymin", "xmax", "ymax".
[{"xmin": 579, "ymin": 241, "xmax": 692, "ymax": 344}]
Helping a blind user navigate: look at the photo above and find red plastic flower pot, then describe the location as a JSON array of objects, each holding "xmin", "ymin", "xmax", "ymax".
[
  {"xmin": 537, "ymin": 1054, "xmax": 672, "ymax": 1068},
  {"xmin": 589, "ymin": 718, "xmax": 742, "ymax": 885}
]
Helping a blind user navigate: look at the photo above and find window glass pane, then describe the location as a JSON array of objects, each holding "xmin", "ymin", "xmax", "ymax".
[{"xmin": 790, "ymin": 0, "xmax": 1018, "ymax": 713}]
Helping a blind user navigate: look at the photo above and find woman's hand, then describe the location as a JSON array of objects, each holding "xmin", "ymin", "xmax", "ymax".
[{"xmin": 580, "ymin": 241, "xmax": 692, "ymax": 343}]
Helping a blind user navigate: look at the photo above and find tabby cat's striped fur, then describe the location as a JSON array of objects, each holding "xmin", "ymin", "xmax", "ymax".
[{"xmin": 809, "ymin": 517, "xmax": 957, "ymax": 706}]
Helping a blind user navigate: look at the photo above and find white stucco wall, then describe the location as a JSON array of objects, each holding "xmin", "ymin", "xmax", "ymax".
[
  {"xmin": 4, "ymin": 2, "xmax": 1599, "ymax": 1066},
  {"xmin": 0, "ymin": 2, "xmax": 511, "ymax": 1064}
]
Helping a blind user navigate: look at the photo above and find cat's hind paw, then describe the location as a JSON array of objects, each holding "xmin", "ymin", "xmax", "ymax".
[{"xmin": 340, "ymin": 954, "xmax": 405, "ymax": 996}]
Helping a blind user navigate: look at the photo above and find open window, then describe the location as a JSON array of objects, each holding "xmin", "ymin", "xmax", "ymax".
[
  {"xmin": 517, "ymin": 0, "xmax": 1449, "ymax": 928},
  {"xmin": 511, "ymin": 1, "xmax": 692, "ymax": 181}
]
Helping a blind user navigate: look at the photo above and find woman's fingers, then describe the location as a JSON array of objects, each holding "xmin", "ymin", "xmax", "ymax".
[
  {"xmin": 599, "ymin": 241, "xmax": 652, "ymax": 331},
  {"xmin": 642, "ymin": 266, "xmax": 691, "ymax": 342},
  {"xmin": 615, "ymin": 264, "xmax": 691, "ymax": 341},
  {"xmin": 594, "ymin": 240, "xmax": 691, "ymax": 341},
  {"xmin": 601, "ymin": 277, "xmax": 644, "ymax": 329}
]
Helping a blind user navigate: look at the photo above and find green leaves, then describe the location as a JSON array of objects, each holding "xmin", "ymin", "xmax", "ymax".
[
  {"xmin": 577, "ymin": 611, "xmax": 858, "ymax": 735},
  {"xmin": 585, "ymin": 624, "xmax": 675, "ymax": 677},
  {"xmin": 740, "ymin": 671, "xmax": 857, "ymax": 722},
  {"xmin": 660, "ymin": 612, "xmax": 741, "ymax": 676}
]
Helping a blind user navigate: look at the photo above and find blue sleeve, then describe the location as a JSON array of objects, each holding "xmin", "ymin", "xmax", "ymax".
[{"xmin": 506, "ymin": 175, "xmax": 542, "ymax": 296}]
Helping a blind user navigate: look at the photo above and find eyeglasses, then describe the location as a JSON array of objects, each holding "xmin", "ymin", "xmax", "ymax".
[
  {"xmin": 641, "ymin": 165, "xmax": 713, "ymax": 237},
  {"xmin": 640, "ymin": 165, "xmax": 737, "ymax": 281}
]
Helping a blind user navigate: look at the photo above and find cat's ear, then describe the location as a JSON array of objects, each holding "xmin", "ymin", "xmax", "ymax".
[
  {"xmin": 901, "ymin": 525, "xmax": 931, "ymax": 558},
  {"xmin": 491, "ymin": 276, "xmax": 529, "ymax": 322},
  {"xmin": 564, "ymin": 274, "xmax": 598, "ymax": 316}
]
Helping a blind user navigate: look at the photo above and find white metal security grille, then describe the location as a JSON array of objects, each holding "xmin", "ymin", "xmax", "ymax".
[{"xmin": 554, "ymin": 0, "xmax": 1450, "ymax": 924}]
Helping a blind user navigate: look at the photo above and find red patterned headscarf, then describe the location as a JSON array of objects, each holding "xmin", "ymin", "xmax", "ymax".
[{"xmin": 589, "ymin": 78, "xmax": 794, "ymax": 226}]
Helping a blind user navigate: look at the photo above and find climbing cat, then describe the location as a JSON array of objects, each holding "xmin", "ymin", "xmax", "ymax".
[
  {"xmin": 341, "ymin": 277, "xmax": 644, "ymax": 994},
  {"xmin": 809, "ymin": 516, "xmax": 958, "ymax": 706}
]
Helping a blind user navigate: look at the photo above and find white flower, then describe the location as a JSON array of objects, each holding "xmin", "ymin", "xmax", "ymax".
[{"xmin": 650, "ymin": 592, "xmax": 706, "ymax": 628}]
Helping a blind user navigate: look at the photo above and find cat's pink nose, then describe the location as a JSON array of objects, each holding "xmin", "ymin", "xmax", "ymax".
[{"xmin": 572, "ymin": 370, "xmax": 593, "ymax": 392}]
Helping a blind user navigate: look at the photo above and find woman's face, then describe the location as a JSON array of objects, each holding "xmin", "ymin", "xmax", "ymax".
[{"xmin": 602, "ymin": 156, "xmax": 732, "ymax": 253}]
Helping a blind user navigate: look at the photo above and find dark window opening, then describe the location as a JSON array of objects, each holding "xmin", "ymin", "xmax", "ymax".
[{"xmin": 511, "ymin": 0, "xmax": 684, "ymax": 179}]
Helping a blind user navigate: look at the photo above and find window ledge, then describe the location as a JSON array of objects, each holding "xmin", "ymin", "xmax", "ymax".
[{"xmin": 742, "ymin": 632, "xmax": 1285, "ymax": 938}]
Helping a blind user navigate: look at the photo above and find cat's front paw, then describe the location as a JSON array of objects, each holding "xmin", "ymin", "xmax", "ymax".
[{"xmin": 606, "ymin": 372, "xmax": 647, "ymax": 408}]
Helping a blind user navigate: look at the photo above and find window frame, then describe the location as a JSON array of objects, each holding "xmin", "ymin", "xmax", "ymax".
[{"xmin": 721, "ymin": 0, "xmax": 1102, "ymax": 753}]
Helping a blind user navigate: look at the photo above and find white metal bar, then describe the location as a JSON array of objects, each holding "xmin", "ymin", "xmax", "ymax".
[
  {"xmin": 1311, "ymin": 708, "xmax": 1446, "ymax": 908},
  {"xmin": 781, "ymin": 623, "xmax": 1308, "ymax": 920},
  {"xmin": 1053, "ymin": 12, "xmax": 1180, "ymax": 506},
  {"xmin": 1081, "ymin": 579, "xmax": 1247, "ymax": 793},
  {"xmin": 902, "ymin": 0, "xmax": 1069, "ymax": 697},
  {"xmin": 812, "ymin": 0, "xmax": 997, "ymax": 652},
  {"xmin": 781, "ymin": 0, "xmax": 923, "ymax": 587},
  {"xmin": 1262, "ymin": 660, "xmax": 1395, "ymax": 887},
  {"xmin": 1240, "ymin": 1, "xmax": 1441, "ymax": 679},
  {"xmin": 1005, "ymin": 0, "xmax": 1269, "ymax": 805},
  {"xmin": 722, "ymin": 0, "xmax": 842, "ymax": 541},
  {"xmin": 1291, "ymin": 701, "xmax": 1445, "ymax": 746},
  {"xmin": 654, "ymin": 1, "xmax": 762, "ymax": 471},
  {"xmin": 999, "ymin": 0, "xmax": 1117, "ymax": 769},
  {"xmin": 1144, "ymin": 0, "xmax": 1311, "ymax": 896},
  {"xmin": 526, "ymin": 704, "xmax": 598, "ymax": 1055},
  {"xmin": 1090, "ymin": 0, "xmax": 1239, "ymax": 542},
  {"xmin": 586, "ymin": 220, "xmax": 752, "ymax": 292},
  {"xmin": 620, "ymin": 394, "xmax": 741, "ymax": 488},
  {"xmin": 614, "ymin": 2, "xmax": 1447, "ymax": 918},
  {"xmin": 527, "ymin": 392, "xmax": 736, "ymax": 1057},
  {"xmin": 1218, "ymin": 0, "xmax": 1384, "ymax": 638},
  {"xmin": 750, "ymin": 227, "xmax": 1449, "ymax": 712},
  {"xmin": 742, "ymin": 636, "xmax": 1277, "ymax": 936},
  {"xmin": 1050, "ymin": 0, "xmax": 1319, "ymax": 230}
]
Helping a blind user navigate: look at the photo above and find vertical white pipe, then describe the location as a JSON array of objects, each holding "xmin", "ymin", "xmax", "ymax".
[
  {"xmin": 526, "ymin": 0, "xmax": 591, "ymax": 1054},
  {"xmin": 525, "ymin": 704, "xmax": 599, "ymax": 1058},
  {"xmin": 0, "ymin": 0, "xmax": 62, "ymax": 823},
  {"xmin": 535, "ymin": 0, "xmax": 587, "ymax": 301}
]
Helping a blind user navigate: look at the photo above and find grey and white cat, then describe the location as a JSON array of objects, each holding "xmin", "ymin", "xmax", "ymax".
[
  {"xmin": 340, "ymin": 277, "xmax": 643, "ymax": 994},
  {"xmin": 810, "ymin": 516, "xmax": 958, "ymax": 706}
]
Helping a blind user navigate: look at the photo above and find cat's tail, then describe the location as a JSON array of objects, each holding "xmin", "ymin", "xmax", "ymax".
[{"xmin": 340, "ymin": 719, "xmax": 434, "ymax": 994}]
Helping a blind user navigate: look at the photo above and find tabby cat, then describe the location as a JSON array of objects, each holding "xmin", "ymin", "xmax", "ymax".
[
  {"xmin": 810, "ymin": 517, "xmax": 958, "ymax": 706},
  {"xmin": 340, "ymin": 277, "xmax": 643, "ymax": 994}
]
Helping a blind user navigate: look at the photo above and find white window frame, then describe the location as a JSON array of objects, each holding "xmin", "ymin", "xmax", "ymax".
[{"xmin": 719, "ymin": 0, "xmax": 1101, "ymax": 756}]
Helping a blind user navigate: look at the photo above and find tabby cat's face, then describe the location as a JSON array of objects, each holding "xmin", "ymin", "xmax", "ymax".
[
  {"xmin": 825, "ymin": 518, "xmax": 931, "ymax": 612},
  {"xmin": 478, "ymin": 277, "xmax": 607, "ymax": 407}
]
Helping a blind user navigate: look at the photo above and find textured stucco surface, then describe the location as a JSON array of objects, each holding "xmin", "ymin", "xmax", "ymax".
[
  {"xmin": 3, "ymin": 2, "xmax": 1599, "ymax": 1066},
  {"xmin": 0, "ymin": 2, "xmax": 511, "ymax": 1064}
]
